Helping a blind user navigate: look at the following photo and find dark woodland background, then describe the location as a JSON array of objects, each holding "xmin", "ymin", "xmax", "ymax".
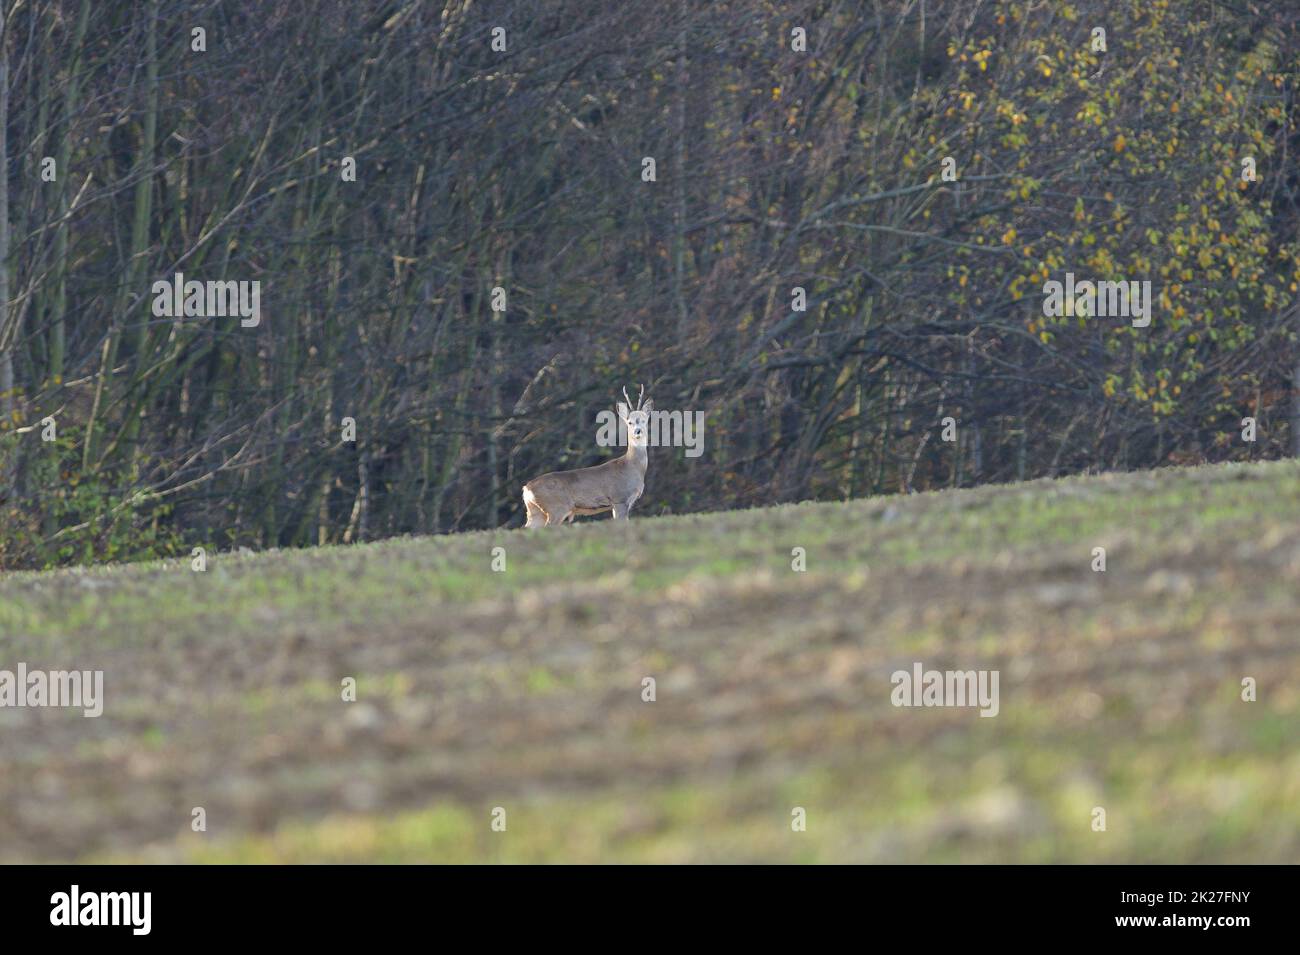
[{"xmin": 0, "ymin": 0, "xmax": 1298, "ymax": 568}]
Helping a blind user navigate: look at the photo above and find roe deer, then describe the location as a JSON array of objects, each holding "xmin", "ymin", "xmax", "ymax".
[{"xmin": 522, "ymin": 385, "xmax": 653, "ymax": 527}]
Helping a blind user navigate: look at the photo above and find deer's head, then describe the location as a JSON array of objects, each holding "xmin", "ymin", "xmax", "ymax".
[{"xmin": 621, "ymin": 385, "xmax": 654, "ymax": 448}]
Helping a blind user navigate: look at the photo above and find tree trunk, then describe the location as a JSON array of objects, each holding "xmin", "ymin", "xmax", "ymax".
[
  {"xmin": 1292, "ymin": 355, "xmax": 1300, "ymax": 458},
  {"xmin": 0, "ymin": 9, "xmax": 14, "ymax": 435}
]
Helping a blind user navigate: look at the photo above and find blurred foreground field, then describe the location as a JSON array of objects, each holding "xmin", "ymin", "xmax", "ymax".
[{"xmin": 1, "ymin": 460, "xmax": 1298, "ymax": 862}]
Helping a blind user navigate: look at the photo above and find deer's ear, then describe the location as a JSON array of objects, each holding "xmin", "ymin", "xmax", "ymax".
[{"xmin": 642, "ymin": 399, "xmax": 654, "ymax": 413}]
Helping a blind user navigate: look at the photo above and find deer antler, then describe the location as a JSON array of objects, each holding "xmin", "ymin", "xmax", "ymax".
[{"xmin": 620, "ymin": 384, "xmax": 646, "ymax": 412}]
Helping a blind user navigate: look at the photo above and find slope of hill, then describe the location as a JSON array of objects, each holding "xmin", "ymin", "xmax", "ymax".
[{"xmin": 1, "ymin": 460, "xmax": 1298, "ymax": 863}]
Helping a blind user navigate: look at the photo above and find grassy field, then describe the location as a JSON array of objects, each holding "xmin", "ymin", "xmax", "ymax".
[{"xmin": 2, "ymin": 460, "xmax": 1298, "ymax": 863}]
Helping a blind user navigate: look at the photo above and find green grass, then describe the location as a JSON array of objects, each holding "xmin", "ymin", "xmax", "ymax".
[{"xmin": 2, "ymin": 459, "xmax": 1298, "ymax": 862}]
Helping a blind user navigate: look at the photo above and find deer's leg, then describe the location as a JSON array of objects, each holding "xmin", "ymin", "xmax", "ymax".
[
  {"xmin": 534, "ymin": 498, "xmax": 570, "ymax": 526},
  {"xmin": 611, "ymin": 501, "xmax": 631, "ymax": 520}
]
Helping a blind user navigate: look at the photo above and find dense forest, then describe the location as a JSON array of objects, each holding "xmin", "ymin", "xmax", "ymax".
[{"xmin": 0, "ymin": 0, "xmax": 1297, "ymax": 568}]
